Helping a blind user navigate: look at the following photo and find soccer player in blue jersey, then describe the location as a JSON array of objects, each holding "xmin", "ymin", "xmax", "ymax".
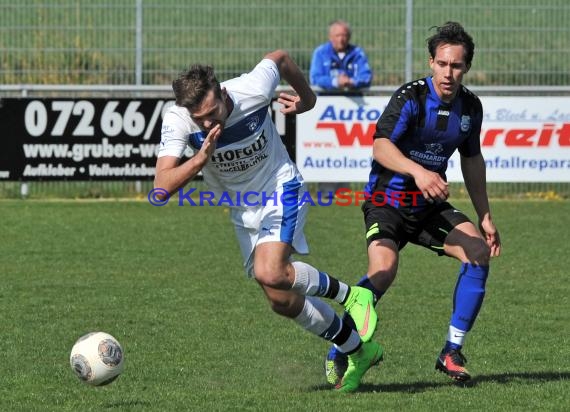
[
  {"xmin": 154, "ymin": 49, "xmax": 381, "ymax": 392},
  {"xmin": 325, "ymin": 22, "xmax": 501, "ymax": 384}
]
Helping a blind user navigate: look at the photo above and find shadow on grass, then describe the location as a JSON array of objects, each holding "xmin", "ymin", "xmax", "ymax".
[
  {"xmin": 312, "ymin": 371, "xmax": 570, "ymax": 393},
  {"xmin": 103, "ymin": 399, "xmax": 153, "ymax": 409},
  {"xmin": 460, "ymin": 371, "xmax": 570, "ymax": 388}
]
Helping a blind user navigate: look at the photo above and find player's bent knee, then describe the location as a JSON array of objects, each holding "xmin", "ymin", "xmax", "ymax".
[
  {"xmin": 254, "ymin": 268, "xmax": 291, "ymax": 290},
  {"xmin": 466, "ymin": 239, "xmax": 491, "ymax": 266}
]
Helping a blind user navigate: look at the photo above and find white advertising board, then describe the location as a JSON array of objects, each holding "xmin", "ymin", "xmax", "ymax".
[{"xmin": 296, "ymin": 96, "xmax": 570, "ymax": 182}]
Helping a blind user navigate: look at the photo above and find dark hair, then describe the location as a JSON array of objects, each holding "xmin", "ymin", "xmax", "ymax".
[
  {"xmin": 427, "ymin": 21, "xmax": 475, "ymax": 66},
  {"xmin": 172, "ymin": 64, "xmax": 222, "ymax": 111}
]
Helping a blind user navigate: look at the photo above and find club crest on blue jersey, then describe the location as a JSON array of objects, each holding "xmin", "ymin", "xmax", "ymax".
[{"xmin": 460, "ymin": 115, "xmax": 471, "ymax": 132}]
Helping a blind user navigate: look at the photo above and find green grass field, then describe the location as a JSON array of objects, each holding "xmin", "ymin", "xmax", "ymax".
[{"xmin": 1, "ymin": 199, "xmax": 569, "ymax": 411}]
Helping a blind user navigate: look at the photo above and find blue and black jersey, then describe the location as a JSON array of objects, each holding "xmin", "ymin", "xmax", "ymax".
[{"xmin": 364, "ymin": 77, "xmax": 483, "ymax": 213}]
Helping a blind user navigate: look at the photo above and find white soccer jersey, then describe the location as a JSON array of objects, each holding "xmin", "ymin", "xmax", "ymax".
[{"xmin": 158, "ymin": 58, "xmax": 302, "ymax": 203}]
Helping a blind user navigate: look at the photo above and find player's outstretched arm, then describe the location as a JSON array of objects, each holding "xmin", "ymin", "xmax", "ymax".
[
  {"xmin": 154, "ymin": 124, "xmax": 222, "ymax": 195},
  {"xmin": 460, "ymin": 153, "xmax": 491, "ymax": 220},
  {"xmin": 265, "ymin": 49, "xmax": 316, "ymax": 115},
  {"xmin": 461, "ymin": 153, "xmax": 501, "ymax": 256}
]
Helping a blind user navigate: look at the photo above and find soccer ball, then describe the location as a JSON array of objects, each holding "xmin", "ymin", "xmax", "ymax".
[{"xmin": 70, "ymin": 331, "xmax": 125, "ymax": 386}]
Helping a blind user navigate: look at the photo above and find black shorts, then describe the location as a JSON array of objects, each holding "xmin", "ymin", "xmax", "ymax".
[{"xmin": 362, "ymin": 200, "xmax": 471, "ymax": 255}]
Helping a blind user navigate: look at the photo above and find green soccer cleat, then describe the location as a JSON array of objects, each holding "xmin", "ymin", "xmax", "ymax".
[
  {"xmin": 335, "ymin": 341, "xmax": 384, "ymax": 393},
  {"xmin": 343, "ymin": 286, "xmax": 378, "ymax": 342},
  {"xmin": 325, "ymin": 346, "xmax": 348, "ymax": 385}
]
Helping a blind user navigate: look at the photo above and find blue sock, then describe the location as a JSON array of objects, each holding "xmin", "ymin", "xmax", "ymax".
[
  {"xmin": 443, "ymin": 341, "xmax": 462, "ymax": 352},
  {"xmin": 356, "ymin": 274, "xmax": 384, "ymax": 305},
  {"xmin": 450, "ymin": 263, "xmax": 489, "ymax": 334}
]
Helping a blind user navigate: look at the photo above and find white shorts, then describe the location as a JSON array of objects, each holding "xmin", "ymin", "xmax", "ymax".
[{"xmin": 231, "ymin": 177, "xmax": 310, "ymax": 277}]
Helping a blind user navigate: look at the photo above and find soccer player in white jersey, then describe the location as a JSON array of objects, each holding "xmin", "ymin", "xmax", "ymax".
[{"xmin": 154, "ymin": 49, "xmax": 381, "ymax": 392}]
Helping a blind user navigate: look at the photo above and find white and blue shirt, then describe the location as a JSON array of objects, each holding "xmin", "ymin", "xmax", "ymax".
[{"xmin": 158, "ymin": 59, "xmax": 301, "ymax": 204}]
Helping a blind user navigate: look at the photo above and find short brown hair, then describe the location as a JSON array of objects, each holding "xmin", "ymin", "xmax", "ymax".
[{"xmin": 172, "ymin": 64, "xmax": 222, "ymax": 111}]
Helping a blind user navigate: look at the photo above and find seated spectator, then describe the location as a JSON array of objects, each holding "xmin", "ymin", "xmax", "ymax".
[{"xmin": 310, "ymin": 19, "xmax": 373, "ymax": 91}]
